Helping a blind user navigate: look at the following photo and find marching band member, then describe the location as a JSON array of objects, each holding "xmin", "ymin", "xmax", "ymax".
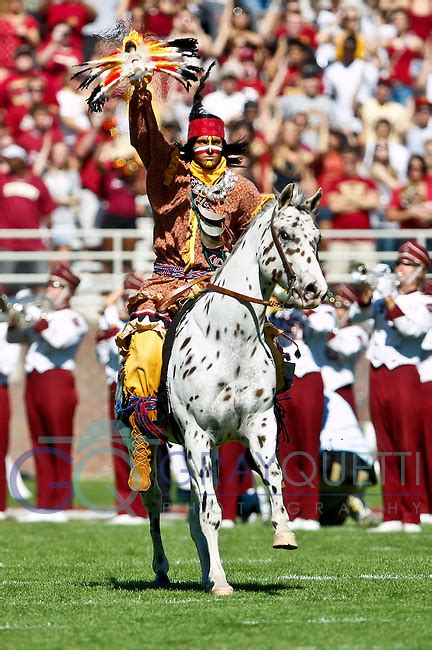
[
  {"xmin": 216, "ymin": 441, "xmax": 255, "ymax": 528},
  {"xmin": 319, "ymin": 284, "xmax": 375, "ymax": 527},
  {"xmin": 319, "ymin": 390, "xmax": 377, "ymax": 528},
  {"xmin": 9, "ymin": 262, "xmax": 88, "ymax": 522},
  {"xmin": 272, "ymin": 302, "xmax": 337, "ymax": 530},
  {"xmin": 350, "ymin": 241, "xmax": 431, "ymax": 533},
  {"xmin": 322, "ymin": 284, "xmax": 369, "ymax": 414},
  {"xmin": 0, "ymin": 290, "xmax": 21, "ymax": 520},
  {"xmin": 96, "ymin": 272, "xmax": 148, "ymax": 524},
  {"xmin": 419, "ymin": 279, "xmax": 432, "ymax": 525},
  {"xmin": 115, "ymin": 63, "xmax": 271, "ymax": 495}
]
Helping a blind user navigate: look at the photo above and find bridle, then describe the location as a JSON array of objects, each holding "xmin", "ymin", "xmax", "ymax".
[{"xmin": 206, "ymin": 208, "xmax": 297, "ymax": 309}]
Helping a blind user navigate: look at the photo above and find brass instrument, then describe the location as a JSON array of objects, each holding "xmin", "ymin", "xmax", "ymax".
[
  {"xmin": 0, "ymin": 291, "xmax": 52, "ymax": 329},
  {"xmin": 350, "ymin": 262, "xmax": 400, "ymax": 296}
]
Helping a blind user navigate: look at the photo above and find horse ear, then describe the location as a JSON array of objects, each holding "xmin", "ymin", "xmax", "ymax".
[
  {"xmin": 304, "ymin": 188, "xmax": 322, "ymax": 215},
  {"xmin": 277, "ymin": 183, "xmax": 296, "ymax": 209}
]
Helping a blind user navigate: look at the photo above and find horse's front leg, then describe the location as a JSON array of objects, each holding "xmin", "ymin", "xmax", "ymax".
[
  {"xmin": 185, "ymin": 429, "xmax": 233, "ymax": 596},
  {"xmin": 243, "ymin": 411, "xmax": 298, "ymax": 550},
  {"xmin": 140, "ymin": 442, "xmax": 170, "ymax": 586}
]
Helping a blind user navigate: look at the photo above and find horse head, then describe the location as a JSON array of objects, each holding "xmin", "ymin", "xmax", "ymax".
[{"xmin": 258, "ymin": 183, "xmax": 327, "ymax": 308}]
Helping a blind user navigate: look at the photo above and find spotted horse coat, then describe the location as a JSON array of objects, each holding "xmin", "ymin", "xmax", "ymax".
[{"xmin": 141, "ymin": 183, "xmax": 328, "ymax": 595}]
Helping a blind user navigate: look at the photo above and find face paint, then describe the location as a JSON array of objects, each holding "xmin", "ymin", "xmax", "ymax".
[
  {"xmin": 193, "ymin": 144, "xmax": 223, "ymax": 153},
  {"xmin": 193, "ymin": 136, "xmax": 224, "ymax": 169},
  {"xmin": 193, "ymin": 137, "xmax": 223, "ymax": 154}
]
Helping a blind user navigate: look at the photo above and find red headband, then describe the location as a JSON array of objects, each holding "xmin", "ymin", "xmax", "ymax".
[{"xmin": 187, "ymin": 117, "xmax": 225, "ymax": 141}]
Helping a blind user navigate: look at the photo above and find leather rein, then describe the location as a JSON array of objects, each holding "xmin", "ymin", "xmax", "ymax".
[{"xmin": 206, "ymin": 208, "xmax": 296, "ymax": 309}]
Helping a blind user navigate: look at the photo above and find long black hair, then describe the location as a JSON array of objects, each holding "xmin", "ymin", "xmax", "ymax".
[{"xmin": 179, "ymin": 138, "xmax": 249, "ymax": 167}]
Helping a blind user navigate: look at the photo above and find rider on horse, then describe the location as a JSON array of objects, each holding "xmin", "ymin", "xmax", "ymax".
[{"xmin": 116, "ymin": 64, "xmax": 273, "ymax": 493}]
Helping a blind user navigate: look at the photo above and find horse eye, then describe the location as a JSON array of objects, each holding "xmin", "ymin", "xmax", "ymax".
[{"xmin": 280, "ymin": 230, "xmax": 289, "ymax": 241}]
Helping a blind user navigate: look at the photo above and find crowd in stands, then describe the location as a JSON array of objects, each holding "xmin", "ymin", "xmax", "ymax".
[{"xmin": 0, "ymin": 0, "xmax": 432, "ymax": 279}]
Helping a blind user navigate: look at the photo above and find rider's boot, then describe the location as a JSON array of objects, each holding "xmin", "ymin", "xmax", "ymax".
[{"xmin": 128, "ymin": 413, "xmax": 152, "ymax": 491}]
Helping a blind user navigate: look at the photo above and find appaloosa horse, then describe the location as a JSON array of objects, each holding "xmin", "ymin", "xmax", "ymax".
[{"xmin": 140, "ymin": 183, "xmax": 327, "ymax": 595}]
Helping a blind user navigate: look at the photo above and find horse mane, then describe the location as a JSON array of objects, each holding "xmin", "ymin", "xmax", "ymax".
[{"xmin": 213, "ymin": 185, "xmax": 317, "ymax": 280}]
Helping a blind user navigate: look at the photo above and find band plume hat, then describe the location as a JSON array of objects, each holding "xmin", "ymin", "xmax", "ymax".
[
  {"xmin": 48, "ymin": 261, "xmax": 80, "ymax": 291},
  {"xmin": 397, "ymin": 240, "xmax": 431, "ymax": 270},
  {"xmin": 332, "ymin": 283, "xmax": 359, "ymax": 305}
]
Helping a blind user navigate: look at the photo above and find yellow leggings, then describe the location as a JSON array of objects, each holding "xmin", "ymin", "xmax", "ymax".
[{"xmin": 122, "ymin": 328, "xmax": 166, "ymax": 421}]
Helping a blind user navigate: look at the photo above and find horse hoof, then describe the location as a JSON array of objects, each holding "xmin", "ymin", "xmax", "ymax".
[
  {"xmin": 153, "ymin": 574, "xmax": 171, "ymax": 588},
  {"xmin": 272, "ymin": 530, "xmax": 298, "ymax": 550},
  {"xmin": 211, "ymin": 585, "xmax": 234, "ymax": 596}
]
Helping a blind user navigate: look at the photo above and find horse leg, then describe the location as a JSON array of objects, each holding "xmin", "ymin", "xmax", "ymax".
[
  {"xmin": 140, "ymin": 445, "xmax": 170, "ymax": 587},
  {"xmin": 245, "ymin": 414, "xmax": 298, "ymax": 550},
  {"xmin": 188, "ymin": 484, "xmax": 211, "ymax": 590},
  {"xmin": 185, "ymin": 431, "xmax": 233, "ymax": 596}
]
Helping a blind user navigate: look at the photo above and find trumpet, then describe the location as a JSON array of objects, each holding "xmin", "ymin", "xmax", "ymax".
[
  {"xmin": 0, "ymin": 291, "xmax": 52, "ymax": 329},
  {"xmin": 350, "ymin": 262, "xmax": 400, "ymax": 296}
]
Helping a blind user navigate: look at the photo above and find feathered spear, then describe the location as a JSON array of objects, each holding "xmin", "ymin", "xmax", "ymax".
[{"xmin": 71, "ymin": 31, "xmax": 203, "ymax": 112}]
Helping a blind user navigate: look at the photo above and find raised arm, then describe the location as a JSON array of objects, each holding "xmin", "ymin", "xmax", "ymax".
[{"xmin": 129, "ymin": 80, "xmax": 174, "ymax": 173}]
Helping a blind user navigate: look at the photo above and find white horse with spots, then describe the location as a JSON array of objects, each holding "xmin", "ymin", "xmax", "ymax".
[{"xmin": 141, "ymin": 183, "xmax": 327, "ymax": 595}]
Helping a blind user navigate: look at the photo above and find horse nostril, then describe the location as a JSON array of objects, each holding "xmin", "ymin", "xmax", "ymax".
[{"xmin": 305, "ymin": 282, "xmax": 318, "ymax": 296}]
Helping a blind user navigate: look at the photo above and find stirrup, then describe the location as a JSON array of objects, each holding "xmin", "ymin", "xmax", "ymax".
[{"xmin": 128, "ymin": 413, "xmax": 152, "ymax": 492}]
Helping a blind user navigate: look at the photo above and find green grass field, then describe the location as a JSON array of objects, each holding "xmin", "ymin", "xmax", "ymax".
[{"xmin": 1, "ymin": 515, "xmax": 431, "ymax": 650}]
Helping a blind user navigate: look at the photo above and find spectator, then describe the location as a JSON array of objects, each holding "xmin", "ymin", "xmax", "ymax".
[
  {"xmin": 37, "ymin": 21, "xmax": 84, "ymax": 95},
  {"xmin": 312, "ymin": 125, "xmax": 346, "ymax": 189},
  {"xmin": 363, "ymin": 118, "xmax": 409, "ymax": 183},
  {"xmin": 56, "ymin": 75, "xmax": 91, "ymax": 146},
  {"xmin": 16, "ymin": 102, "xmax": 64, "ymax": 163},
  {"xmin": 359, "ymin": 76, "xmax": 411, "ymax": 144},
  {"xmin": 387, "ymin": 154, "xmax": 432, "ymax": 230},
  {"xmin": 405, "ymin": 97, "xmax": 432, "ymax": 156},
  {"xmin": 202, "ymin": 64, "xmax": 258, "ymax": 124},
  {"xmin": 96, "ymin": 136, "xmax": 144, "ymax": 272},
  {"xmin": 367, "ymin": 140, "xmax": 400, "ymax": 253},
  {"xmin": 40, "ymin": 0, "xmax": 97, "ymax": 52},
  {"xmin": 129, "ymin": 0, "xmax": 177, "ymax": 39},
  {"xmin": 321, "ymin": 145, "xmax": 380, "ymax": 275},
  {"xmin": 323, "ymin": 34, "xmax": 378, "ymax": 134},
  {"xmin": 386, "ymin": 8, "xmax": 423, "ymax": 105},
  {"xmin": 0, "ymin": 144, "xmax": 56, "ymax": 289},
  {"xmin": 406, "ymin": 0, "xmax": 432, "ymax": 40},
  {"xmin": 73, "ymin": 107, "xmax": 116, "ymax": 249},
  {"xmin": 279, "ymin": 63, "xmax": 336, "ymax": 151},
  {"xmin": 271, "ymin": 117, "xmax": 314, "ymax": 193},
  {"xmin": 0, "ymin": 46, "xmax": 58, "ymax": 138},
  {"xmin": 40, "ymin": 141, "xmax": 82, "ymax": 252},
  {"xmin": 167, "ymin": 7, "xmax": 212, "ymax": 59},
  {"xmin": 0, "ymin": 0, "xmax": 40, "ymax": 74}
]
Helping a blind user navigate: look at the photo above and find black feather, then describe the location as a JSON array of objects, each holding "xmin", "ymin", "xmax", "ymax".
[
  {"xmin": 189, "ymin": 61, "xmax": 217, "ymax": 122},
  {"xmin": 167, "ymin": 38, "xmax": 199, "ymax": 58},
  {"xmin": 87, "ymin": 85, "xmax": 106, "ymax": 113},
  {"xmin": 181, "ymin": 68, "xmax": 201, "ymax": 82},
  {"xmin": 77, "ymin": 75, "xmax": 99, "ymax": 91}
]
